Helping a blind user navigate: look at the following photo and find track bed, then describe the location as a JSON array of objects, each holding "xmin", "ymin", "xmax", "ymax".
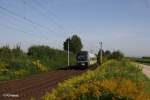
[{"xmin": 0, "ymin": 65, "xmax": 97, "ymax": 100}]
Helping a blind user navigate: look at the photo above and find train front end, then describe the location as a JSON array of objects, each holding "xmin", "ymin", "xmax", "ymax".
[{"xmin": 76, "ymin": 51, "xmax": 89, "ymax": 66}]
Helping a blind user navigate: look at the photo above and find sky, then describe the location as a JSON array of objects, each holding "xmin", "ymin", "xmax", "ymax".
[{"xmin": 0, "ymin": 0, "xmax": 150, "ymax": 57}]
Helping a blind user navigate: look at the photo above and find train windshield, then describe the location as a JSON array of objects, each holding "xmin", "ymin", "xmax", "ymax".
[{"xmin": 77, "ymin": 51, "xmax": 88, "ymax": 61}]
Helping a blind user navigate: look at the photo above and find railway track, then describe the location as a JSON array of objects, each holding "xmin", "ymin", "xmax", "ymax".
[{"xmin": 0, "ymin": 65, "xmax": 97, "ymax": 100}]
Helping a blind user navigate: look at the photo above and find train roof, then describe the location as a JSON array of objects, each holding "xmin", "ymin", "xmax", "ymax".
[
  {"xmin": 88, "ymin": 53, "xmax": 96, "ymax": 58},
  {"xmin": 77, "ymin": 51, "xmax": 96, "ymax": 57}
]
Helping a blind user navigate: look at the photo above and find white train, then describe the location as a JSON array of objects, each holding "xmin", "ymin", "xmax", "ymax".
[{"xmin": 76, "ymin": 51, "xmax": 97, "ymax": 66}]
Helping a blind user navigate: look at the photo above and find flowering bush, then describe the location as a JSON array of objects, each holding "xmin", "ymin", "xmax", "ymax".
[
  {"xmin": 14, "ymin": 69, "xmax": 27, "ymax": 77},
  {"xmin": 44, "ymin": 78, "xmax": 150, "ymax": 100},
  {"xmin": 0, "ymin": 62, "xmax": 9, "ymax": 73},
  {"xmin": 32, "ymin": 60, "xmax": 46, "ymax": 72},
  {"xmin": 43, "ymin": 60, "xmax": 150, "ymax": 100}
]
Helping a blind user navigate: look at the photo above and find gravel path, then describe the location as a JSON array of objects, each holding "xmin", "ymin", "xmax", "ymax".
[{"xmin": 140, "ymin": 64, "xmax": 150, "ymax": 79}]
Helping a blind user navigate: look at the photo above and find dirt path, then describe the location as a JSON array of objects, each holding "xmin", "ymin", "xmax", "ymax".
[
  {"xmin": 0, "ymin": 66, "xmax": 95, "ymax": 100},
  {"xmin": 140, "ymin": 64, "xmax": 150, "ymax": 79}
]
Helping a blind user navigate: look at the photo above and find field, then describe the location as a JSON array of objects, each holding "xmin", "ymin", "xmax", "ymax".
[
  {"xmin": 0, "ymin": 45, "xmax": 76, "ymax": 82},
  {"xmin": 44, "ymin": 60, "xmax": 150, "ymax": 100},
  {"xmin": 130, "ymin": 57, "xmax": 150, "ymax": 65}
]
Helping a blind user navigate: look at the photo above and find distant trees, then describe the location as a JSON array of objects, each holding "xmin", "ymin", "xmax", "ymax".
[
  {"xmin": 63, "ymin": 35, "xmax": 83, "ymax": 54},
  {"xmin": 142, "ymin": 57, "xmax": 150, "ymax": 59},
  {"xmin": 104, "ymin": 50, "xmax": 111, "ymax": 59},
  {"xmin": 97, "ymin": 50, "xmax": 124, "ymax": 64},
  {"xmin": 111, "ymin": 51, "xmax": 124, "ymax": 60}
]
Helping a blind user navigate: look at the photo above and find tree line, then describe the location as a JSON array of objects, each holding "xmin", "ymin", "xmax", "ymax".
[
  {"xmin": 63, "ymin": 34, "xmax": 124, "ymax": 64},
  {"xmin": 97, "ymin": 50, "xmax": 124, "ymax": 64}
]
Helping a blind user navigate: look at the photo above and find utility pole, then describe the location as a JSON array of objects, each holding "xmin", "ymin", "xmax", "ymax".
[
  {"xmin": 100, "ymin": 41, "xmax": 103, "ymax": 64},
  {"xmin": 68, "ymin": 37, "xmax": 70, "ymax": 67}
]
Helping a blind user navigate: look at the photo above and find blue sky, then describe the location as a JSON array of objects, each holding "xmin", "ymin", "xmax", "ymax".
[{"xmin": 0, "ymin": 0, "xmax": 150, "ymax": 56}]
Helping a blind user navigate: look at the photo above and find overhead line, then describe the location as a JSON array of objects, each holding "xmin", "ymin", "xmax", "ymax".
[
  {"xmin": 0, "ymin": 22, "xmax": 50, "ymax": 41},
  {"xmin": 0, "ymin": 11, "xmax": 38, "ymax": 33},
  {"xmin": 0, "ymin": 5, "xmax": 52, "ymax": 34},
  {"xmin": 21, "ymin": 0, "xmax": 55, "ymax": 33},
  {"xmin": 23, "ymin": 0, "xmax": 66, "ymax": 33},
  {"xmin": 33, "ymin": 0, "xmax": 68, "ymax": 33},
  {"xmin": 0, "ymin": 6, "xmax": 56, "ymax": 34}
]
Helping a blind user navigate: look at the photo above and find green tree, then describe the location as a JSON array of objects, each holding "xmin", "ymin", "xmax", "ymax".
[
  {"xmin": 63, "ymin": 38, "xmax": 71, "ymax": 52},
  {"xmin": 111, "ymin": 50, "xmax": 124, "ymax": 60},
  {"xmin": 63, "ymin": 35, "xmax": 83, "ymax": 54},
  {"xmin": 104, "ymin": 50, "xmax": 111, "ymax": 59}
]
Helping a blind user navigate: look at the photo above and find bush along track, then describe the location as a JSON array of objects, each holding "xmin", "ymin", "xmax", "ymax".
[
  {"xmin": 43, "ymin": 60, "xmax": 150, "ymax": 100},
  {"xmin": 0, "ymin": 45, "xmax": 76, "ymax": 82}
]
